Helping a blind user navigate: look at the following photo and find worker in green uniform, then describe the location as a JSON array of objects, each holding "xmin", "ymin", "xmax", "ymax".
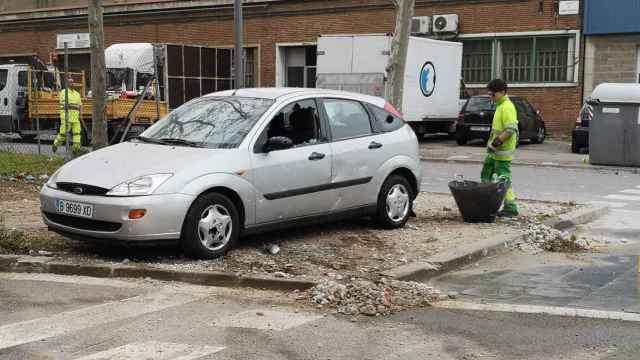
[
  {"xmin": 481, "ymin": 79, "xmax": 519, "ymax": 217},
  {"xmin": 52, "ymin": 76, "xmax": 82, "ymax": 154}
]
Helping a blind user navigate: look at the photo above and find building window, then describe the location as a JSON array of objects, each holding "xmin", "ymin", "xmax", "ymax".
[
  {"xmin": 501, "ymin": 38, "xmax": 533, "ymax": 83},
  {"xmin": 535, "ymin": 37, "xmax": 571, "ymax": 82},
  {"xmin": 462, "ymin": 40, "xmax": 492, "ymax": 84},
  {"xmin": 462, "ymin": 35, "xmax": 576, "ymax": 84}
]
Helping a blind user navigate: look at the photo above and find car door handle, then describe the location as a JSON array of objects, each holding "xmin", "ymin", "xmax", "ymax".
[
  {"xmin": 368, "ymin": 141, "xmax": 383, "ymax": 149},
  {"xmin": 308, "ymin": 152, "xmax": 325, "ymax": 160}
]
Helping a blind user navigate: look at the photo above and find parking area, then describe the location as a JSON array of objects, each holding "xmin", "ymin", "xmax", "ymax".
[{"xmin": 419, "ymin": 136, "xmax": 590, "ymax": 168}]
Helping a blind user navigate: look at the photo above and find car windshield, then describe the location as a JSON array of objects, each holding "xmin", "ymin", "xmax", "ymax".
[
  {"xmin": 139, "ymin": 97, "xmax": 274, "ymax": 149},
  {"xmin": 466, "ymin": 97, "xmax": 495, "ymax": 112},
  {"xmin": 107, "ymin": 68, "xmax": 133, "ymax": 91}
]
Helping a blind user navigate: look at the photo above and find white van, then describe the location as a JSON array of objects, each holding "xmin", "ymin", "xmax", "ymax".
[{"xmin": 0, "ymin": 63, "xmax": 29, "ymax": 133}]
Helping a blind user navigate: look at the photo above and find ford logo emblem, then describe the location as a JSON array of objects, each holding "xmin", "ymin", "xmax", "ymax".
[
  {"xmin": 73, "ymin": 186, "xmax": 84, "ymax": 194},
  {"xmin": 419, "ymin": 61, "xmax": 436, "ymax": 97}
]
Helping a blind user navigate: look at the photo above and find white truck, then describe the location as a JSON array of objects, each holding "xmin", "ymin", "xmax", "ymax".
[
  {"xmin": 316, "ymin": 34, "xmax": 463, "ymax": 136},
  {"xmin": 0, "ymin": 63, "xmax": 31, "ymax": 135}
]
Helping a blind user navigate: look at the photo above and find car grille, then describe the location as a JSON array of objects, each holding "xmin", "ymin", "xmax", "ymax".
[
  {"xmin": 44, "ymin": 212, "xmax": 122, "ymax": 232},
  {"xmin": 56, "ymin": 182, "xmax": 110, "ymax": 196}
]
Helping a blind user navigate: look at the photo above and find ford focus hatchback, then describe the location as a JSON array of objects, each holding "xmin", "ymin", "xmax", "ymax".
[{"xmin": 41, "ymin": 88, "xmax": 421, "ymax": 259}]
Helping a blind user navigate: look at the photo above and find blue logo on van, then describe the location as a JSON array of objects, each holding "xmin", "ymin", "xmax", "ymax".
[{"xmin": 419, "ymin": 61, "xmax": 436, "ymax": 97}]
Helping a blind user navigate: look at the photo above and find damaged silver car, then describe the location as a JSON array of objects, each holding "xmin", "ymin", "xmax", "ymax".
[{"xmin": 40, "ymin": 88, "xmax": 421, "ymax": 258}]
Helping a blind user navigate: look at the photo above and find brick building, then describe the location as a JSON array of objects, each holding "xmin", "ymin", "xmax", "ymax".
[{"xmin": 0, "ymin": 0, "xmax": 583, "ymax": 135}]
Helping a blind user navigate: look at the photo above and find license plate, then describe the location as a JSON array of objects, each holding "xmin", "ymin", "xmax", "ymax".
[
  {"xmin": 470, "ymin": 126, "xmax": 491, "ymax": 132},
  {"xmin": 54, "ymin": 199, "xmax": 94, "ymax": 219}
]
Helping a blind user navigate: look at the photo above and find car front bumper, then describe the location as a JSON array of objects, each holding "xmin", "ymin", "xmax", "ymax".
[{"xmin": 40, "ymin": 185, "xmax": 195, "ymax": 242}]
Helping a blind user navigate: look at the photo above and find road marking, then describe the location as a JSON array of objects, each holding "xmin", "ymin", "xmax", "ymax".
[
  {"xmin": 0, "ymin": 289, "xmax": 209, "ymax": 350},
  {"xmin": 587, "ymin": 201, "xmax": 627, "ymax": 208},
  {"xmin": 436, "ymin": 300, "xmax": 640, "ymax": 322},
  {"xmin": 604, "ymin": 194, "xmax": 640, "ymax": 201},
  {"xmin": 73, "ymin": 341, "xmax": 225, "ymax": 360},
  {"xmin": 213, "ymin": 309, "xmax": 323, "ymax": 331},
  {"xmin": 0, "ymin": 272, "xmax": 140, "ymax": 288},
  {"xmin": 620, "ymin": 189, "xmax": 640, "ymax": 195}
]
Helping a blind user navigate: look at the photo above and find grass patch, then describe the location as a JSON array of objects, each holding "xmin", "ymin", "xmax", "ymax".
[
  {"xmin": 0, "ymin": 225, "xmax": 71, "ymax": 255},
  {"xmin": 0, "ymin": 151, "xmax": 64, "ymax": 177}
]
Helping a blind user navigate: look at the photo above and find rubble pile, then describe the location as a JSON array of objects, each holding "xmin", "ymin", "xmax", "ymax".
[
  {"xmin": 516, "ymin": 219, "xmax": 589, "ymax": 253},
  {"xmin": 309, "ymin": 278, "xmax": 440, "ymax": 316}
]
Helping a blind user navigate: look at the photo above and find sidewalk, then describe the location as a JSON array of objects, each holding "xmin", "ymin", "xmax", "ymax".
[{"xmin": 420, "ymin": 138, "xmax": 635, "ymax": 172}]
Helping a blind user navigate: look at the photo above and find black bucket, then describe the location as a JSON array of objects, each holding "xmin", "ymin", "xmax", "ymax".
[{"xmin": 448, "ymin": 180, "xmax": 508, "ymax": 223}]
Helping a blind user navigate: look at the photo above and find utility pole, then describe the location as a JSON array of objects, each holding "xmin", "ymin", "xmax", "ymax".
[
  {"xmin": 234, "ymin": 0, "xmax": 244, "ymax": 89},
  {"xmin": 385, "ymin": 0, "xmax": 415, "ymax": 111},
  {"xmin": 64, "ymin": 43, "xmax": 71, "ymax": 162},
  {"xmin": 88, "ymin": 0, "xmax": 107, "ymax": 149}
]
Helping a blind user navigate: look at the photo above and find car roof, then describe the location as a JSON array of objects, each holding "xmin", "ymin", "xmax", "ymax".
[{"xmin": 205, "ymin": 87, "xmax": 387, "ymax": 107}]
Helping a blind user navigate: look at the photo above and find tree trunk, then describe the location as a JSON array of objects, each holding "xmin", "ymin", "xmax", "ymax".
[
  {"xmin": 88, "ymin": 0, "xmax": 107, "ymax": 149},
  {"xmin": 385, "ymin": 0, "xmax": 415, "ymax": 111}
]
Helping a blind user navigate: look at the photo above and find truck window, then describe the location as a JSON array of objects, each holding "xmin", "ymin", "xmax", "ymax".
[
  {"xmin": 0, "ymin": 70, "xmax": 7, "ymax": 91},
  {"xmin": 18, "ymin": 71, "xmax": 28, "ymax": 87}
]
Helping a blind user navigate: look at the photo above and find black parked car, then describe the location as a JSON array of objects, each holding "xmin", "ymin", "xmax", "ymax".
[
  {"xmin": 455, "ymin": 95, "xmax": 546, "ymax": 146},
  {"xmin": 572, "ymin": 103, "xmax": 593, "ymax": 154}
]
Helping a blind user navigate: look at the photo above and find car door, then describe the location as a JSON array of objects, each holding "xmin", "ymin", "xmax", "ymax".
[
  {"xmin": 0, "ymin": 68, "xmax": 13, "ymax": 132},
  {"xmin": 249, "ymin": 98, "xmax": 335, "ymax": 224},
  {"xmin": 320, "ymin": 97, "xmax": 384, "ymax": 210}
]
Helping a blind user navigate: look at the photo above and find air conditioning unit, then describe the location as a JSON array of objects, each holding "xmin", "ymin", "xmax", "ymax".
[
  {"xmin": 433, "ymin": 14, "xmax": 459, "ymax": 34},
  {"xmin": 411, "ymin": 16, "xmax": 432, "ymax": 35}
]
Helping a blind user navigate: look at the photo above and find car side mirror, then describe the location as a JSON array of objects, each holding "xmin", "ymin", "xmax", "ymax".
[{"xmin": 265, "ymin": 136, "xmax": 293, "ymax": 152}]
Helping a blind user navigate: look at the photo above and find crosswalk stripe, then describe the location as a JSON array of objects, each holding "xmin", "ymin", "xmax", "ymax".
[
  {"xmin": 587, "ymin": 200, "xmax": 628, "ymax": 208},
  {"xmin": 620, "ymin": 189, "xmax": 640, "ymax": 195},
  {"xmin": 604, "ymin": 194, "xmax": 640, "ymax": 201},
  {"xmin": 73, "ymin": 341, "xmax": 225, "ymax": 360},
  {"xmin": 213, "ymin": 309, "xmax": 323, "ymax": 331},
  {"xmin": 0, "ymin": 289, "xmax": 209, "ymax": 351}
]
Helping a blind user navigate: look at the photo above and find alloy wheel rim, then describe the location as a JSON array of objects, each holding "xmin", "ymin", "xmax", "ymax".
[
  {"xmin": 386, "ymin": 184, "xmax": 410, "ymax": 222},
  {"xmin": 198, "ymin": 204, "xmax": 232, "ymax": 251}
]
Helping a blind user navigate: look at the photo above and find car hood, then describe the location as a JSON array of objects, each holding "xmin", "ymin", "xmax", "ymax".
[{"xmin": 55, "ymin": 142, "xmax": 242, "ymax": 189}]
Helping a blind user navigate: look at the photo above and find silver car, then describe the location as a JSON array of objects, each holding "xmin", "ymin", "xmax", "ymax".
[{"xmin": 40, "ymin": 88, "xmax": 421, "ymax": 258}]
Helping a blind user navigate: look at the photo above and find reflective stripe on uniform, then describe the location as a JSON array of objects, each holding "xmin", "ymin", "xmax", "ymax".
[{"xmin": 493, "ymin": 149, "xmax": 515, "ymax": 158}]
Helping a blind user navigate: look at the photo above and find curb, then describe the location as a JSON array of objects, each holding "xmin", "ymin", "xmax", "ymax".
[
  {"xmin": 0, "ymin": 256, "xmax": 317, "ymax": 292},
  {"xmin": 421, "ymin": 157, "xmax": 640, "ymax": 173},
  {"xmin": 383, "ymin": 205, "xmax": 609, "ymax": 282}
]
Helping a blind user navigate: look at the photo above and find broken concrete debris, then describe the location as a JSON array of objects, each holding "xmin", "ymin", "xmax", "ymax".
[{"xmin": 309, "ymin": 278, "xmax": 440, "ymax": 316}]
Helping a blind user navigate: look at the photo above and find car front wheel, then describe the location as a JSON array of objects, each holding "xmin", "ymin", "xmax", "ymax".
[
  {"xmin": 181, "ymin": 192, "xmax": 240, "ymax": 259},
  {"xmin": 375, "ymin": 175, "xmax": 414, "ymax": 229},
  {"xmin": 531, "ymin": 126, "xmax": 545, "ymax": 144}
]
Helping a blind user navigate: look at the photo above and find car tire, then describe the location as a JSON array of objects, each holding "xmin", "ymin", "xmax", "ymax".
[
  {"xmin": 375, "ymin": 175, "xmax": 414, "ymax": 229},
  {"xmin": 531, "ymin": 126, "xmax": 545, "ymax": 144},
  {"xmin": 181, "ymin": 192, "xmax": 240, "ymax": 259},
  {"xmin": 455, "ymin": 129, "xmax": 468, "ymax": 146}
]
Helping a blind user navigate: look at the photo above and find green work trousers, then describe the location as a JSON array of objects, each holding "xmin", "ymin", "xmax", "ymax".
[{"xmin": 481, "ymin": 155, "xmax": 518, "ymax": 215}]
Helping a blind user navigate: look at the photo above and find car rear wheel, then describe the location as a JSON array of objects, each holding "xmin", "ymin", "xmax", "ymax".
[
  {"xmin": 531, "ymin": 126, "xmax": 545, "ymax": 144},
  {"xmin": 181, "ymin": 192, "xmax": 240, "ymax": 259},
  {"xmin": 375, "ymin": 175, "xmax": 414, "ymax": 229},
  {"xmin": 455, "ymin": 129, "xmax": 468, "ymax": 145}
]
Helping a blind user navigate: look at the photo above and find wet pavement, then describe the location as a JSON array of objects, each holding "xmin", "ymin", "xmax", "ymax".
[{"xmin": 430, "ymin": 251, "xmax": 640, "ymax": 314}]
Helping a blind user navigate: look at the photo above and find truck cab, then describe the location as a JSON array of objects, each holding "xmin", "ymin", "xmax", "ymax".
[{"xmin": 0, "ymin": 63, "xmax": 29, "ymax": 133}]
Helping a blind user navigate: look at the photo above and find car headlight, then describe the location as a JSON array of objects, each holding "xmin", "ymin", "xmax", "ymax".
[
  {"xmin": 46, "ymin": 169, "xmax": 62, "ymax": 189},
  {"xmin": 106, "ymin": 173, "xmax": 173, "ymax": 197}
]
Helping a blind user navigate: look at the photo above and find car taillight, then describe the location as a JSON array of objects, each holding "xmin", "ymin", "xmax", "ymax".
[{"xmin": 384, "ymin": 102, "xmax": 404, "ymax": 121}]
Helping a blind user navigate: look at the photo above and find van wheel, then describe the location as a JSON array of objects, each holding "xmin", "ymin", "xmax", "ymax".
[
  {"xmin": 181, "ymin": 192, "xmax": 240, "ymax": 259},
  {"xmin": 455, "ymin": 129, "xmax": 468, "ymax": 145},
  {"xmin": 375, "ymin": 175, "xmax": 414, "ymax": 229}
]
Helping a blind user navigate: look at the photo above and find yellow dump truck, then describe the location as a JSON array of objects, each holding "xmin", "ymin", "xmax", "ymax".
[{"xmin": 23, "ymin": 67, "xmax": 168, "ymax": 144}]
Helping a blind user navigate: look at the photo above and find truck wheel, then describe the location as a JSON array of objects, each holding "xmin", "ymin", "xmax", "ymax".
[
  {"xmin": 181, "ymin": 192, "xmax": 240, "ymax": 259},
  {"xmin": 456, "ymin": 129, "xmax": 468, "ymax": 145}
]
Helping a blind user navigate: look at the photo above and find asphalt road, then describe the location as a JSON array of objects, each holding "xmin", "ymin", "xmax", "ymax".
[{"xmin": 2, "ymin": 273, "xmax": 639, "ymax": 360}]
